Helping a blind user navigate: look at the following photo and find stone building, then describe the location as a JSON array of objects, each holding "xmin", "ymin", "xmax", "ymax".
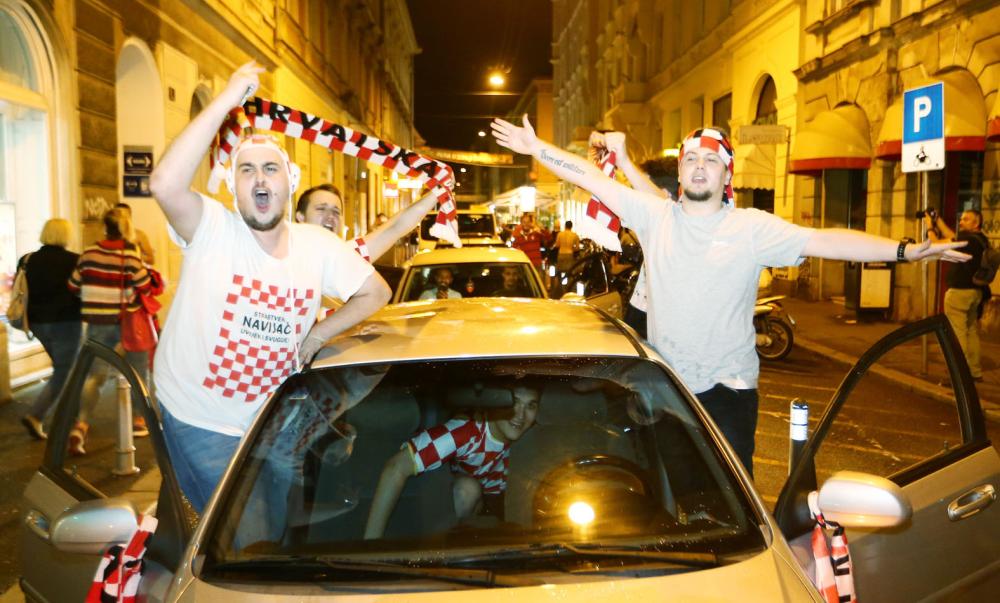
[
  {"xmin": 551, "ymin": 0, "xmax": 1000, "ymax": 318},
  {"xmin": 1, "ymin": 0, "xmax": 418, "ymax": 385}
]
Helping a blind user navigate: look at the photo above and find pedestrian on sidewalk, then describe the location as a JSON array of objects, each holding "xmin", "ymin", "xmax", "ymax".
[
  {"xmin": 18, "ymin": 219, "xmax": 83, "ymax": 440},
  {"xmin": 493, "ymin": 117, "xmax": 970, "ymax": 476},
  {"xmin": 925, "ymin": 209, "xmax": 989, "ymax": 381},
  {"xmin": 148, "ymin": 61, "xmax": 389, "ymax": 514},
  {"xmin": 66, "ymin": 207, "xmax": 153, "ymax": 455}
]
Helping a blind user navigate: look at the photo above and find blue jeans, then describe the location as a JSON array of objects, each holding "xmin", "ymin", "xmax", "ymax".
[
  {"xmin": 79, "ymin": 323, "xmax": 150, "ymax": 422},
  {"xmin": 696, "ymin": 384, "xmax": 759, "ymax": 478},
  {"xmin": 160, "ymin": 405, "xmax": 240, "ymax": 514},
  {"xmin": 27, "ymin": 321, "xmax": 83, "ymax": 420}
]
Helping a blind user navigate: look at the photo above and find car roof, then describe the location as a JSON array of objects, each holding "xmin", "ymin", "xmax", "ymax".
[
  {"xmin": 313, "ymin": 298, "xmax": 643, "ymax": 367},
  {"xmin": 409, "ymin": 246, "xmax": 532, "ymax": 266}
]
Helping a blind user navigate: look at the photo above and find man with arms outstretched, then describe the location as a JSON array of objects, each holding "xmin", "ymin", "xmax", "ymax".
[{"xmin": 492, "ymin": 116, "xmax": 968, "ymax": 476}]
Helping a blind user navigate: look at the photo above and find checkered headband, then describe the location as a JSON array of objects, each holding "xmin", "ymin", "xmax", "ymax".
[
  {"xmin": 679, "ymin": 128, "xmax": 735, "ymax": 205},
  {"xmin": 227, "ymin": 134, "xmax": 300, "ymax": 196}
]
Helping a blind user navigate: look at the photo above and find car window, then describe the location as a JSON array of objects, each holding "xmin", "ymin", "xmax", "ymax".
[
  {"xmin": 419, "ymin": 214, "xmax": 497, "ymax": 240},
  {"xmin": 551, "ymin": 254, "xmax": 610, "ymax": 298},
  {"xmin": 807, "ymin": 330, "xmax": 965, "ymax": 485},
  {"xmin": 49, "ymin": 343, "xmax": 162, "ymax": 513},
  {"xmin": 401, "ymin": 263, "xmax": 542, "ymax": 301},
  {"xmin": 201, "ymin": 358, "xmax": 766, "ymax": 587}
]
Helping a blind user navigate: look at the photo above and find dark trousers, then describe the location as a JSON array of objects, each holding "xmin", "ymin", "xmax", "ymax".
[
  {"xmin": 696, "ymin": 384, "xmax": 759, "ymax": 478},
  {"xmin": 623, "ymin": 304, "xmax": 647, "ymax": 339}
]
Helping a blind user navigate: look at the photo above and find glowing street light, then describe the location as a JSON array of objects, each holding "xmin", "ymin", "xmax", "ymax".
[
  {"xmin": 478, "ymin": 130, "xmax": 486, "ymax": 137},
  {"xmin": 488, "ymin": 71, "xmax": 506, "ymax": 88}
]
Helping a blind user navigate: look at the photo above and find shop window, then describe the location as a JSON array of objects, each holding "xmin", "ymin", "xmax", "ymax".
[{"xmin": 823, "ymin": 169, "xmax": 867, "ymax": 230}]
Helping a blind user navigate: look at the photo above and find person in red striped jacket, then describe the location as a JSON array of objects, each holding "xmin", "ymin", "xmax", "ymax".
[{"xmin": 66, "ymin": 207, "xmax": 152, "ymax": 455}]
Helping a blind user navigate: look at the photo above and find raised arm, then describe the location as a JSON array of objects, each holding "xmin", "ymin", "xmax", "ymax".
[
  {"xmin": 362, "ymin": 191, "xmax": 438, "ymax": 260},
  {"xmin": 149, "ymin": 61, "xmax": 264, "ymax": 243},
  {"xmin": 492, "ymin": 115, "xmax": 637, "ymax": 216},
  {"xmin": 364, "ymin": 447, "xmax": 414, "ymax": 539},
  {"xmin": 598, "ymin": 132, "xmax": 668, "ymax": 198},
  {"xmin": 803, "ymin": 228, "xmax": 969, "ymax": 263},
  {"xmin": 298, "ymin": 271, "xmax": 391, "ymax": 364},
  {"xmin": 924, "ymin": 212, "xmax": 956, "ymax": 242}
]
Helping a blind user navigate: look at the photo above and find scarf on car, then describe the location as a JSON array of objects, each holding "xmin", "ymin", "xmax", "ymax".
[
  {"xmin": 85, "ymin": 514, "xmax": 158, "ymax": 603},
  {"xmin": 209, "ymin": 97, "xmax": 460, "ymax": 247},
  {"xmin": 809, "ymin": 491, "xmax": 857, "ymax": 603}
]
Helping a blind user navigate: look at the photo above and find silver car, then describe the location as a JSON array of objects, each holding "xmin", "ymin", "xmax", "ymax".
[{"xmin": 19, "ymin": 300, "xmax": 1000, "ymax": 601}]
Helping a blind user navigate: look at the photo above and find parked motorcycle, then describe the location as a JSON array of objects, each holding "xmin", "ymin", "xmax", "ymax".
[{"xmin": 755, "ymin": 295, "xmax": 795, "ymax": 360}]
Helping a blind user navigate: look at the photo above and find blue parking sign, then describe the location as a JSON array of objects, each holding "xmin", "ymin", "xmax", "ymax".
[{"xmin": 901, "ymin": 82, "xmax": 945, "ymax": 172}]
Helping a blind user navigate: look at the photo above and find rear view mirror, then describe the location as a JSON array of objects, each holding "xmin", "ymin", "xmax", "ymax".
[
  {"xmin": 50, "ymin": 498, "xmax": 138, "ymax": 554},
  {"xmin": 816, "ymin": 471, "xmax": 912, "ymax": 528}
]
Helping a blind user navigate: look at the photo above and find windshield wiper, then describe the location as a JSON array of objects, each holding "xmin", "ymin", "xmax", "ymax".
[
  {"xmin": 208, "ymin": 555, "xmax": 541, "ymax": 588},
  {"xmin": 449, "ymin": 542, "xmax": 718, "ymax": 569}
]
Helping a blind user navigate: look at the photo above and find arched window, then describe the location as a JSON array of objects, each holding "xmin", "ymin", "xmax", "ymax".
[{"xmin": 752, "ymin": 76, "xmax": 777, "ymax": 212}]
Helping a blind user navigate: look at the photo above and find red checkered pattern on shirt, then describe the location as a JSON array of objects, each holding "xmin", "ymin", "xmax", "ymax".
[
  {"xmin": 408, "ymin": 417, "xmax": 510, "ymax": 494},
  {"xmin": 202, "ymin": 274, "xmax": 315, "ymax": 403}
]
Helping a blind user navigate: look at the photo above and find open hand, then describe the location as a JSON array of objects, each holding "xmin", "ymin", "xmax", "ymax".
[
  {"xmin": 907, "ymin": 238, "xmax": 970, "ymax": 263},
  {"xmin": 491, "ymin": 115, "xmax": 538, "ymax": 155}
]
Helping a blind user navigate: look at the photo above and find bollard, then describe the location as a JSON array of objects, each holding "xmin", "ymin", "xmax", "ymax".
[
  {"xmin": 0, "ymin": 323, "xmax": 11, "ymax": 404},
  {"xmin": 112, "ymin": 375, "xmax": 139, "ymax": 476},
  {"xmin": 788, "ymin": 399, "xmax": 809, "ymax": 475}
]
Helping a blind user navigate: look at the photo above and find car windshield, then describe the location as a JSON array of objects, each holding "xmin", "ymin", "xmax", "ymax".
[
  {"xmin": 421, "ymin": 213, "xmax": 497, "ymax": 239},
  {"xmin": 200, "ymin": 358, "xmax": 766, "ymax": 587},
  {"xmin": 399, "ymin": 262, "xmax": 543, "ymax": 301}
]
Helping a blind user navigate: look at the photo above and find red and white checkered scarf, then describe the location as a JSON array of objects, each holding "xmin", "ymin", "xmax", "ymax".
[
  {"xmin": 209, "ymin": 97, "xmax": 460, "ymax": 247},
  {"xmin": 575, "ymin": 149, "xmax": 623, "ymax": 252},
  {"xmin": 85, "ymin": 514, "xmax": 158, "ymax": 603},
  {"xmin": 809, "ymin": 491, "xmax": 857, "ymax": 603}
]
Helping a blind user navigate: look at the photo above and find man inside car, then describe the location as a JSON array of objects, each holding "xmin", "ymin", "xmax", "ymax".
[
  {"xmin": 419, "ymin": 267, "xmax": 463, "ymax": 300},
  {"xmin": 364, "ymin": 383, "xmax": 541, "ymax": 539}
]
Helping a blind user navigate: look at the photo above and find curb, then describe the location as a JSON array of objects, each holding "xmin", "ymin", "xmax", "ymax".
[{"xmin": 795, "ymin": 336, "xmax": 1000, "ymax": 420}]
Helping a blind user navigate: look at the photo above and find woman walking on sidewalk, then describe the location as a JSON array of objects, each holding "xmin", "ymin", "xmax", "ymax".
[
  {"xmin": 18, "ymin": 219, "xmax": 83, "ymax": 440},
  {"xmin": 66, "ymin": 208, "xmax": 152, "ymax": 455}
]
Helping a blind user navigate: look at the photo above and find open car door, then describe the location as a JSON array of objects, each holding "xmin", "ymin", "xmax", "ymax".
[
  {"xmin": 774, "ymin": 315, "xmax": 1000, "ymax": 602},
  {"xmin": 19, "ymin": 340, "xmax": 190, "ymax": 602}
]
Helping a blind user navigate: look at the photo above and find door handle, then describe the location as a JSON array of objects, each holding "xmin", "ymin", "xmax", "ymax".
[
  {"xmin": 24, "ymin": 510, "xmax": 50, "ymax": 541},
  {"xmin": 947, "ymin": 484, "xmax": 996, "ymax": 521}
]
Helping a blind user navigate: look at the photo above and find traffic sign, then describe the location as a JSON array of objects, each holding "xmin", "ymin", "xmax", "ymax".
[{"xmin": 901, "ymin": 82, "xmax": 944, "ymax": 173}]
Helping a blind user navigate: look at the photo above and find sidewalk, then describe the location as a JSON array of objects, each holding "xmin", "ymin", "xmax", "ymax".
[{"xmin": 782, "ymin": 296, "xmax": 1000, "ymax": 421}]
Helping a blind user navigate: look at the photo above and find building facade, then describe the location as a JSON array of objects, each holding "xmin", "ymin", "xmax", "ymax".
[
  {"xmin": 0, "ymin": 0, "xmax": 418, "ymax": 385},
  {"xmin": 551, "ymin": 0, "xmax": 1000, "ymax": 320}
]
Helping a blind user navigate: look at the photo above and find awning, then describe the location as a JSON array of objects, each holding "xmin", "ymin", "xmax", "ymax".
[
  {"xmin": 988, "ymin": 92, "xmax": 1000, "ymax": 140},
  {"xmin": 789, "ymin": 105, "xmax": 872, "ymax": 174},
  {"xmin": 732, "ymin": 143, "xmax": 775, "ymax": 190},
  {"xmin": 875, "ymin": 71, "xmax": 987, "ymax": 158}
]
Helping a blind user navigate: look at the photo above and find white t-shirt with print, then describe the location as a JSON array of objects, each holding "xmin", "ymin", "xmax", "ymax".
[
  {"xmin": 154, "ymin": 196, "xmax": 375, "ymax": 435},
  {"xmin": 616, "ymin": 191, "xmax": 811, "ymax": 394}
]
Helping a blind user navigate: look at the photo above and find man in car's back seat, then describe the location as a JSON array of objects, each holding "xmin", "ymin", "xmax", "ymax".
[{"xmin": 363, "ymin": 383, "xmax": 540, "ymax": 539}]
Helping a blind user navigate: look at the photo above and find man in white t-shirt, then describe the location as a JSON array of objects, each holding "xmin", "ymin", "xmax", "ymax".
[
  {"xmin": 492, "ymin": 116, "xmax": 970, "ymax": 476},
  {"xmin": 148, "ymin": 61, "xmax": 391, "ymax": 511}
]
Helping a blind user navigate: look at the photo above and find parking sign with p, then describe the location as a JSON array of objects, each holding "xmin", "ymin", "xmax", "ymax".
[{"xmin": 901, "ymin": 82, "xmax": 945, "ymax": 173}]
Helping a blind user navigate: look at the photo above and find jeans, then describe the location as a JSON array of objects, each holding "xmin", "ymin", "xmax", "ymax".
[
  {"xmin": 27, "ymin": 321, "xmax": 83, "ymax": 420},
  {"xmin": 696, "ymin": 384, "xmax": 759, "ymax": 478},
  {"xmin": 78, "ymin": 323, "xmax": 150, "ymax": 423},
  {"xmin": 160, "ymin": 404, "xmax": 240, "ymax": 514}
]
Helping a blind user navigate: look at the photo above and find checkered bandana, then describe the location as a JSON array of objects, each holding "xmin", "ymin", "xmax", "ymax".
[
  {"xmin": 228, "ymin": 134, "xmax": 296, "ymax": 190},
  {"xmin": 209, "ymin": 97, "xmax": 460, "ymax": 246},
  {"xmin": 679, "ymin": 128, "xmax": 735, "ymax": 205}
]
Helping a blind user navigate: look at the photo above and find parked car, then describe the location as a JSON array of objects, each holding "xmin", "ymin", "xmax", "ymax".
[
  {"xmin": 417, "ymin": 207, "xmax": 503, "ymax": 251},
  {"xmin": 19, "ymin": 301, "xmax": 1000, "ymax": 602},
  {"xmin": 392, "ymin": 246, "xmax": 546, "ymax": 303}
]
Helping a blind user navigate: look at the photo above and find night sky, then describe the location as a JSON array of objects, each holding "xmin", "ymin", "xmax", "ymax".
[{"xmin": 407, "ymin": 0, "xmax": 553, "ymax": 150}]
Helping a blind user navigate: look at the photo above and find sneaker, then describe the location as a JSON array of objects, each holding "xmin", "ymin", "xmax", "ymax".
[
  {"xmin": 68, "ymin": 421, "xmax": 88, "ymax": 456},
  {"xmin": 132, "ymin": 416, "xmax": 149, "ymax": 438},
  {"xmin": 21, "ymin": 415, "xmax": 47, "ymax": 440}
]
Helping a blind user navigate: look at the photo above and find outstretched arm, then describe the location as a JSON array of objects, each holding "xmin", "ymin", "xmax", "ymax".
[
  {"xmin": 597, "ymin": 132, "xmax": 668, "ymax": 198},
  {"xmin": 149, "ymin": 61, "xmax": 264, "ymax": 243},
  {"xmin": 803, "ymin": 228, "xmax": 970, "ymax": 263},
  {"xmin": 491, "ymin": 115, "xmax": 648, "ymax": 217},
  {"xmin": 362, "ymin": 191, "xmax": 438, "ymax": 260},
  {"xmin": 364, "ymin": 447, "xmax": 414, "ymax": 539},
  {"xmin": 299, "ymin": 271, "xmax": 391, "ymax": 364}
]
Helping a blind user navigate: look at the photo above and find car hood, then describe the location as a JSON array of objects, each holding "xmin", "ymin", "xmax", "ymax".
[{"xmin": 170, "ymin": 545, "xmax": 819, "ymax": 601}]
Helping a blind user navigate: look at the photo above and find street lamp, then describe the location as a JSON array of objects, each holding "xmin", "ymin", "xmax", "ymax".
[
  {"xmin": 478, "ymin": 130, "xmax": 486, "ymax": 137},
  {"xmin": 488, "ymin": 71, "xmax": 506, "ymax": 88}
]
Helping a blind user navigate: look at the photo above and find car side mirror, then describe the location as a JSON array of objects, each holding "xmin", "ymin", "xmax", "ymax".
[
  {"xmin": 50, "ymin": 498, "xmax": 138, "ymax": 554},
  {"xmin": 816, "ymin": 471, "xmax": 912, "ymax": 528}
]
